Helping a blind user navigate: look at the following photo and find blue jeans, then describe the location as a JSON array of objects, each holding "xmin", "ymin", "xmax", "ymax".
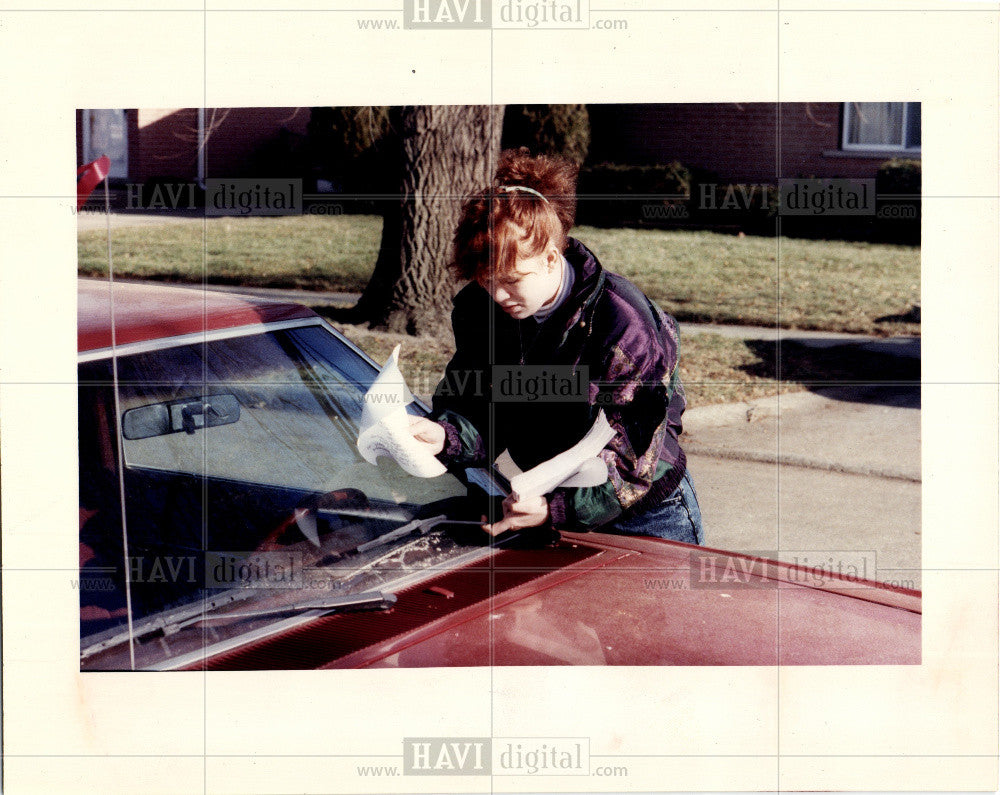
[{"xmin": 603, "ymin": 469, "xmax": 704, "ymax": 545}]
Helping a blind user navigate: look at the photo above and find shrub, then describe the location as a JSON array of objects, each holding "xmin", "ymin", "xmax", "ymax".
[
  {"xmin": 874, "ymin": 159, "xmax": 920, "ymax": 244},
  {"xmin": 876, "ymin": 158, "xmax": 921, "ymax": 197},
  {"xmin": 576, "ymin": 162, "xmax": 691, "ymax": 227},
  {"xmin": 501, "ymin": 104, "xmax": 590, "ymax": 166},
  {"xmin": 295, "ymin": 106, "xmax": 394, "ymax": 211},
  {"xmin": 688, "ymin": 176, "xmax": 778, "ymax": 236},
  {"xmin": 245, "ymin": 128, "xmax": 309, "ymax": 180}
]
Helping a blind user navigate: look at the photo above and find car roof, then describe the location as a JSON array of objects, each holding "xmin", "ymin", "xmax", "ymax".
[{"xmin": 78, "ymin": 278, "xmax": 318, "ymax": 352}]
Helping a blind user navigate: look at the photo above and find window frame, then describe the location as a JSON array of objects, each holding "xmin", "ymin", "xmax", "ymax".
[
  {"xmin": 841, "ymin": 102, "xmax": 921, "ymax": 154},
  {"xmin": 81, "ymin": 109, "xmax": 130, "ymax": 179}
]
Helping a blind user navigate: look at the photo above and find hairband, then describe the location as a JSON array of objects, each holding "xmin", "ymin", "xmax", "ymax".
[{"xmin": 498, "ymin": 184, "xmax": 550, "ymax": 204}]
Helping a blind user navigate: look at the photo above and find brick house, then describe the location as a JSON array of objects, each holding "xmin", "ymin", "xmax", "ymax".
[
  {"xmin": 587, "ymin": 102, "xmax": 921, "ymax": 182},
  {"xmin": 76, "ymin": 107, "xmax": 310, "ymax": 184},
  {"xmin": 79, "ymin": 103, "xmax": 919, "ymax": 187}
]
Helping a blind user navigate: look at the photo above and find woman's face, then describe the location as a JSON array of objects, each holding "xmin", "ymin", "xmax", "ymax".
[{"xmin": 479, "ymin": 244, "xmax": 563, "ymax": 320}]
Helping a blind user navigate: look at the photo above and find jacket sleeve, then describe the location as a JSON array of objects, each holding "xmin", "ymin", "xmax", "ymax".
[
  {"xmin": 433, "ymin": 409, "xmax": 487, "ymax": 468},
  {"xmin": 547, "ymin": 310, "xmax": 684, "ymax": 531},
  {"xmin": 430, "ymin": 293, "xmax": 490, "ymax": 468}
]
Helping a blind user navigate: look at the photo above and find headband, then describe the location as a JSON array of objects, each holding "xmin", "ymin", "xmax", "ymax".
[{"xmin": 498, "ymin": 184, "xmax": 550, "ymax": 204}]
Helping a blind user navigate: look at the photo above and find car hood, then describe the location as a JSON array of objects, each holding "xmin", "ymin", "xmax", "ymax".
[{"xmin": 195, "ymin": 532, "xmax": 919, "ymax": 669}]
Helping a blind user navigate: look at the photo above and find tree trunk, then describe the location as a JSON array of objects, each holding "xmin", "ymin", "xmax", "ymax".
[{"xmin": 352, "ymin": 105, "xmax": 504, "ymax": 335}]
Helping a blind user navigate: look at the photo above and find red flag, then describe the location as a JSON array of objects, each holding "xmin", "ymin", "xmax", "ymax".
[{"xmin": 77, "ymin": 155, "xmax": 111, "ymax": 210}]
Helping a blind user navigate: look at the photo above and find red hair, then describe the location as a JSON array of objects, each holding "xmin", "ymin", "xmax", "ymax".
[{"xmin": 451, "ymin": 149, "xmax": 579, "ymax": 282}]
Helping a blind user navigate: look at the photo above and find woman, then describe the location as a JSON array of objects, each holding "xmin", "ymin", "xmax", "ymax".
[{"xmin": 409, "ymin": 149, "xmax": 703, "ymax": 544}]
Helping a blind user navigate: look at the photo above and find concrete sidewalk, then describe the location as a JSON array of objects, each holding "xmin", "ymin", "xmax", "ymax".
[
  {"xmin": 682, "ymin": 385, "xmax": 921, "ymax": 590},
  {"xmin": 77, "ymin": 209, "xmax": 204, "ymax": 231}
]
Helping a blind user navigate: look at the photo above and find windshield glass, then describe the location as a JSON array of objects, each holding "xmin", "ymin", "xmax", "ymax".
[{"xmin": 78, "ymin": 322, "xmax": 488, "ymax": 670}]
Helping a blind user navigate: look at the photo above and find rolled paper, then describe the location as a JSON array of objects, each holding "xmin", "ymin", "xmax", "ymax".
[
  {"xmin": 495, "ymin": 448, "xmax": 610, "ymax": 490},
  {"xmin": 507, "ymin": 410, "xmax": 616, "ymax": 500}
]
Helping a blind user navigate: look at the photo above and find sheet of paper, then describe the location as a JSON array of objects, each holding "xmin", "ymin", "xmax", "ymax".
[
  {"xmin": 506, "ymin": 410, "xmax": 617, "ymax": 500},
  {"xmin": 356, "ymin": 344, "xmax": 447, "ymax": 478},
  {"xmin": 495, "ymin": 447, "xmax": 610, "ymax": 490}
]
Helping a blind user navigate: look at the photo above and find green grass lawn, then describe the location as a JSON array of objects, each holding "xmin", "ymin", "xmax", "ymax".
[
  {"xmin": 583, "ymin": 226, "xmax": 919, "ymax": 335},
  {"xmin": 79, "ymin": 214, "xmax": 920, "ymax": 336},
  {"xmin": 78, "ymin": 215, "xmax": 383, "ymax": 293},
  {"xmin": 79, "ymin": 215, "xmax": 919, "ymax": 408}
]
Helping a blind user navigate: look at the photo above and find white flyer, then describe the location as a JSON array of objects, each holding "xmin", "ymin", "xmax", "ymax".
[{"xmin": 356, "ymin": 344, "xmax": 447, "ymax": 478}]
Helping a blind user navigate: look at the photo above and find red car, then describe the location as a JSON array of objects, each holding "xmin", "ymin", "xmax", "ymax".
[{"xmin": 78, "ymin": 278, "xmax": 920, "ymax": 670}]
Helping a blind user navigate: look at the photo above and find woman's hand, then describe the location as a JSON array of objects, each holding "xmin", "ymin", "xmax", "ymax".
[
  {"xmin": 407, "ymin": 415, "xmax": 446, "ymax": 456},
  {"xmin": 481, "ymin": 494, "xmax": 550, "ymax": 536}
]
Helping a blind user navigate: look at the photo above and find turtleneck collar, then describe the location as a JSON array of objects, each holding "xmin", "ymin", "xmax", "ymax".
[{"xmin": 532, "ymin": 255, "xmax": 575, "ymax": 323}]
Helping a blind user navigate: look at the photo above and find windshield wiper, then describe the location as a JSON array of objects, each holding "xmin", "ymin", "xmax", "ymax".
[
  {"xmin": 189, "ymin": 590, "xmax": 397, "ymax": 623},
  {"xmin": 82, "ymin": 590, "xmax": 398, "ymax": 657},
  {"xmin": 319, "ymin": 514, "xmax": 486, "ymax": 561},
  {"xmin": 294, "ymin": 490, "xmax": 411, "ymax": 547},
  {"xmin": 138, "ymin": 590, "xmax": 397, "ymax": 640},
  {"xmin": 81, "ymin": 589, "xmax": 257, "ymax": 659}
]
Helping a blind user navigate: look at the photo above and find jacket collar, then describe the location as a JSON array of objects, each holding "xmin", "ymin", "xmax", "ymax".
[
  {"xmin": 563, "ymin": 237, "xmax": 604, "ymax": 310},
  {"xmin": 549, "ymin": 237, "xmax": 606, "ymax": 345}
]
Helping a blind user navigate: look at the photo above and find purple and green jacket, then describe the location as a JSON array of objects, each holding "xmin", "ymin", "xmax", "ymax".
[{"xmin": 432, "ymin": 237, "xmax": 688, "ymax": 532}]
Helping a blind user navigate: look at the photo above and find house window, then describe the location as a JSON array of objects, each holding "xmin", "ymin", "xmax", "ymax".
[
  {"xmin": 842, "ymin": 102, "xmax": 920, "ymax": 153},
  {"xmin": 81, "ymin": 109, "xmax": 129, "ymax": 179}
]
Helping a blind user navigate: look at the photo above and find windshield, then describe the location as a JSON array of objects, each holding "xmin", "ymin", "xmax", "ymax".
[{"xmin": 78, "ymin": 322, "xmax": 491, "ymax": 670}]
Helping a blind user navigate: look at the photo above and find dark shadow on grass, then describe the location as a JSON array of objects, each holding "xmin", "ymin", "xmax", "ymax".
[
  {"xmin": 876, "ymin": 304, "xmax": 921, "ymax": 324},
  {"xmin": 313, "ymin": 304, "xmax": 365, "ymax": 325},
  {"xmin": 739, "ymin": 340, "xmax": 920, "ymax": 407}
]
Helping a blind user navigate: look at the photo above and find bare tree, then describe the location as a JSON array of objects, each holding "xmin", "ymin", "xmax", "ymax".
[{"xmin": 349, "ymin": 105, "xmax": 504, "ymax": 335}]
